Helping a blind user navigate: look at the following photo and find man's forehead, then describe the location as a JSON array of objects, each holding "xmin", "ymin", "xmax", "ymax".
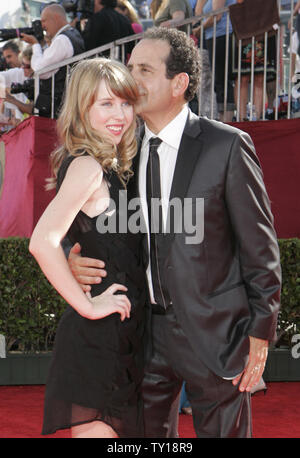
[
  {"xmin": 136, "ymin": 38, "xmax": 169, "ymax": 52},
  {"xmin": 129, "ymin": 39, "xmax": 169, "ymax": 63},
  {"xmin": 41, "ymin": 8, "xmax": 51, "ymax": 20}
]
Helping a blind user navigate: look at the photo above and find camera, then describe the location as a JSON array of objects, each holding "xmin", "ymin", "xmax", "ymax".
[
  {"xmin": 0, "ymin": 20, "xmax": 44, "ymax": 43},
  {"xmin": 10, "ymin": 79, "xmax": 34, "ymax": 101},
  {"xmin": 61, "ymin": 0, "xmax": 94, "ymax": 18}
]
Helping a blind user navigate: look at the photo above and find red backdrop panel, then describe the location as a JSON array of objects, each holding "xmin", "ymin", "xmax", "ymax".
[
  {"xmin": 231, "ymin": 118, "xmax": 300, "ymax": 239},
  {"xmin": 0, "ymin": 116, "xmax": 299, "ymax": 239},
  {"xmin": 0, "ymin": 116, "xmax": 57, "ymax": 238}
]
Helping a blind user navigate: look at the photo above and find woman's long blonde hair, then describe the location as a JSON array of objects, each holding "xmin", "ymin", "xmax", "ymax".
[
  {"xmin": 46, "ymin": 57, "xmax": 139, "ymax": 190},
  {"xmin": 116, "ymin": 0, "xmax": 141, "ymax": 24},
  {"xmin": 153, "ymin": 0, "xmax": 169, "ymax": 19}
]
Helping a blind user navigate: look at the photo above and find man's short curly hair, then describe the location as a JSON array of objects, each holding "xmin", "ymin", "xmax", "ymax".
[{"xmin": 143, "ymin": 27, "xmax": 201, "ymax": 102}]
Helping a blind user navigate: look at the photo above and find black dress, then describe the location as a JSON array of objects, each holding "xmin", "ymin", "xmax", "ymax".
[{"xmin": 42, "ymin": 155, "xmax": 147, "ymax": 437}]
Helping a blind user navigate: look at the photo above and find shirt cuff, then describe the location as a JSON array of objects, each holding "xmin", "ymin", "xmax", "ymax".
[{"xmin": 32, "ymin": 43, "xmax": 42, "ymax": 53}]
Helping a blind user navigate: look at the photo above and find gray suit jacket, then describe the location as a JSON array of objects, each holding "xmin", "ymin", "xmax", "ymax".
[{"xmin": 132, "ymin": 110, "xmax": 281, "ymax": 378}]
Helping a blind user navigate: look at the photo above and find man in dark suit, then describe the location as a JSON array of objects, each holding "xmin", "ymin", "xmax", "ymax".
[
  {"xmin": 68, "ymin": 27, "xmax": 281, "ymax": 437},
  {"xmin": 82, "ymin": 0, "xmax": 134, "ymax": 52}
]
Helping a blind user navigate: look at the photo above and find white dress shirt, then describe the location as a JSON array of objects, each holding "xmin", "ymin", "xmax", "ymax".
[
  {"xmin": 138, "ymin": 104, "xmax": 189, "ymax": 304},
  {"xmin": 31, "ymin": 25, "xmax": 75, "ymax": 79}
]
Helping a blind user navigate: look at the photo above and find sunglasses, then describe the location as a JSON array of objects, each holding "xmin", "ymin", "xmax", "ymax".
[{"xmin": 21, "ymin": 62, "xmax": 31, "ymax": 69}]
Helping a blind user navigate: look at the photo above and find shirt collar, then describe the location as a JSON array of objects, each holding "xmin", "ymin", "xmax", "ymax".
[
  {"xmin": 53, "ymin": 24, "xmax": 71, "ymax": 41},
  {"xmin": 144, "ymin": 105, "xmax": 189, "ymax": 150}
]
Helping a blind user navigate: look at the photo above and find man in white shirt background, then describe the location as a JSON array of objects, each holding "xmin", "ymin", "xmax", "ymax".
[{"xmin": 21, "ymin": 3, "xmax": 84, "ymax": 118}]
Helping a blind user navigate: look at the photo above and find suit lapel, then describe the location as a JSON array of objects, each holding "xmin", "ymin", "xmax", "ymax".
[
  {"xmin": 164, "ymin": 111, "xmax": 203, "ymax": 252},
  {"xmin": 169, "ymin": 112, "xmax": 202, "ymax": 203}
]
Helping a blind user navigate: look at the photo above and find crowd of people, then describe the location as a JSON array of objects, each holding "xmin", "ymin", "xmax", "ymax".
[
  {"xmin": 28, "ymin": 23, "xmax": 281, "ymax": 439},
  {"xmin": 16, "ymin": 0, "xmax": 285, "ymax": 441},
  {"xmin": 0, "ymin": 0, "xmax": 296, "ymax": 437},
  {"xmin": 0, "ymin": 0, "xmax": 298, "ymax": 128},
  {"xmin": 0, "ymin": 0, "xmax": 295, "ymax": 435},
  {"xmin": 0, "ymin": 0, "xmax": 294, "ymax": 441}
]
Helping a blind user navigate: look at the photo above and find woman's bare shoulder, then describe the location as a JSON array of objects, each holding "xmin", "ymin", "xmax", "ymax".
[{"xmin": 64, "ymin": 154, "xmax": 103, "ymax": 184}]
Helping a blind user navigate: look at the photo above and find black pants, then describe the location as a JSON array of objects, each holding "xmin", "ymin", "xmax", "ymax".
[{"xmin": 141, "ymin": 306, "xmax": 252, "ymax": 438}]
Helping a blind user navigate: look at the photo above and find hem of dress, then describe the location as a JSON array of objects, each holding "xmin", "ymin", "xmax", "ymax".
[{"xmin": 42, "ymin": 417, "xmax": 119, "ymax": 437}]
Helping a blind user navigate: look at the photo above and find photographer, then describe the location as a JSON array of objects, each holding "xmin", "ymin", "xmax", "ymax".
[
  {"xmin": 21, "ymin": 3, "xmax": 85, "ymax": 118},
  {"xmin": 0, "ymin": 46, "xmax": 34, "ymax": 122}
]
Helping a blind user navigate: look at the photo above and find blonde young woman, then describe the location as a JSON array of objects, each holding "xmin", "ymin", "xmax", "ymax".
[{"xmin": 29, "ymin": 58, "xmax": 146, "ymax": 438}]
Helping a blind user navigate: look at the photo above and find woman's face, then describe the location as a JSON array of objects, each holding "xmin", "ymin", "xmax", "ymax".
[{"xmin": 88, "ymin": 79, "xmax": 134, "ymax": 145}]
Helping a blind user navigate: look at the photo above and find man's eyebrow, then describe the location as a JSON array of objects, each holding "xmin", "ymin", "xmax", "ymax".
[{"xmin": 127, "ymin": 63, "xmax": 155, "ymax": 71}]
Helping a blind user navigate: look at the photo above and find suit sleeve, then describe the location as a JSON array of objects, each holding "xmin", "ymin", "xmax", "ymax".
[{"xmin": 225, "ymin": 131, "xmax": 281, "ymax": 342}]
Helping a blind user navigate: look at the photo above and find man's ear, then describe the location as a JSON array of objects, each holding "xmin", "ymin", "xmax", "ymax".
[{"xmin": 172, "ymin": 72, "xmax": 189, "ymax": 98}]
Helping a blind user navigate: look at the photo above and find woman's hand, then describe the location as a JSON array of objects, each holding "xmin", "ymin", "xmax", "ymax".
[
  {"xmin": 192, "ymin": 26, "xmax": 201, "ymax": 37},
  {"xmin": 4, "ymin": 88, "xmax": 14, "ymax": 103},
  {"xmin": 88, "ymin": 283, "xmax": 131, "ymax": 321}
]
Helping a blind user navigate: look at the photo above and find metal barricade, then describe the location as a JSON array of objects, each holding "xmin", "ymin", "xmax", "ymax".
[{"xmin": 33, "ymin": 0, "xmax": 296, "ymax": 123}]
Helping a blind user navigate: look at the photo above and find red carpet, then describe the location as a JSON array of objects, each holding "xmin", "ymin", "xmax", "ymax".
[{"xmin": 0, "ymin": 382, "xmax": 299, "ymax": 438}]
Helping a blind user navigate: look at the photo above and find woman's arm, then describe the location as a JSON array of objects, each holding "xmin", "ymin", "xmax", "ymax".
[
  {"xmin": 193, "ymin": 0, "xmax": 226, "ymax": 34},
  {"xmin": 195, "ymin": 0, "xmax": 207, "ymax": 16},
  {"xmin": 160, "ymin": 10, "xmax": 185, "ymax": 27},
  {"xmin": 29, "ymin": 155, "xmax": 130, "ymax": 321},
  {"xmin": 293, "ymin": 0, "xmax": 300, "ymax": 16},
  {"xmin": 288, "ymin": 0, "xmax": 300, "ymax": 29}
]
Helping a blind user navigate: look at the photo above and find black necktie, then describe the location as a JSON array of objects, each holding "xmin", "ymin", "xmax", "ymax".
[{"xmin": 146, "ymin": 137, "xmax": 166, "ymax": 308}]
